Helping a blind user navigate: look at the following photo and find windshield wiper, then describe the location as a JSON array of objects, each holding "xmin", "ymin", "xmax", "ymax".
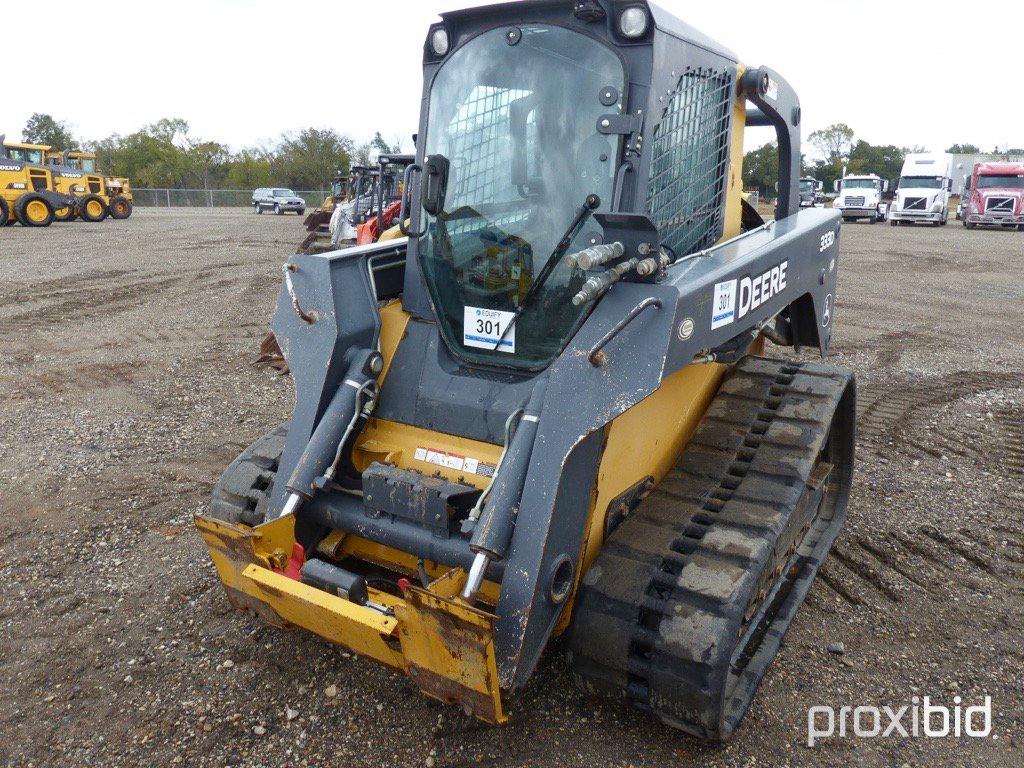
[{"xmin": 491, "ymin": 193, "xmax": 600, "ymax": 351}]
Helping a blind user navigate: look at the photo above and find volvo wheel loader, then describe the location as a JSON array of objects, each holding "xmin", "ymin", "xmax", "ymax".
[
  {"xmin": 197, "ymin": 0, "xmax": 854, "ymax": 740},
  {"xmin": 0, "ymin": 156, "xmax": 75, "ymax": 227},
  {"xmin": 1, "ymin": 138, "xmax": 133, "ymax": 222}
]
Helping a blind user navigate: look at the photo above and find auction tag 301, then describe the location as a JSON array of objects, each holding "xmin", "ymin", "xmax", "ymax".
[{"xmin": 463, "ymin": 306, "xmax": 515, "ymax": 353}]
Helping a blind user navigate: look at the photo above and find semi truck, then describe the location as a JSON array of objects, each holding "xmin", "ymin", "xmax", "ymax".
[
  {"xmin": 833, "ymin": 173, "xmax": 888, "ymax": 222},
  {"xmin": 961, "ymin": 161, "xmax": 1024, "ymax": 230},
  {"xmin": 799, "ymin": 177, "xmax": 825, "ymax": 208},
  {"xmin": 888, "ymin": 153, "xmax": 952, "ymax": 226}
]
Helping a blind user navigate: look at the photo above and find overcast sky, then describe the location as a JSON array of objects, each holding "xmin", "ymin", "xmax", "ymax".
[{"xmin": 6, "ymin": 0, "xmax": 1022, "ymax": 157}]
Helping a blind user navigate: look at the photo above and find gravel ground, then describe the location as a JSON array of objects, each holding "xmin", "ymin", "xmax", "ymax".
[{"xmin": 0, "ymin": 208, "xmax": 1021, "ymax": 767}]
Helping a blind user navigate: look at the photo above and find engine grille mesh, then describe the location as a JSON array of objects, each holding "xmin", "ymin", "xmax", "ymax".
[{"xmin": 646, "ymin": 67, "xmax": 734, "ymax": 257}]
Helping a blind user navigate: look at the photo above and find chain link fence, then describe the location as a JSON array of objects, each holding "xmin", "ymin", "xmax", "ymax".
[{"xmin": 132, "ymin": 189, "xmax": 330, "ymax": 209}]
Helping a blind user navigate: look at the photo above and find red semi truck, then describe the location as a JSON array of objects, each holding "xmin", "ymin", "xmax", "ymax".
[{"xmin": 961, "ymin": 161, "xmax": 1024, "ymax": 230}]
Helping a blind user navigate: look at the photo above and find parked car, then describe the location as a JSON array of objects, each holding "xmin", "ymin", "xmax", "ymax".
[{"xmin": 252, "ymin": 187, "xmax": 306, "ymax": 215}]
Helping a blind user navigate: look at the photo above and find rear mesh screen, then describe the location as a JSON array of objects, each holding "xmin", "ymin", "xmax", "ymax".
[{"xmin": 646, "ymin": 67, "xmax": 734, "ymax": 257}]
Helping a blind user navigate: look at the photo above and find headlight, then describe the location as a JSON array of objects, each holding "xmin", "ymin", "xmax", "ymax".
[
  {"xmin": 430, "ymin": 28, "xmax": 450, "ymax": 56},
  {"xmin": 619, "ymin": 6, "xmax": 649, "ymax": 38}
]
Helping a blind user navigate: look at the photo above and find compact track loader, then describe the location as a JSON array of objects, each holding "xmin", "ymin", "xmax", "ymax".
[{"xmin": 198, "ymin": 0, "xmax": 854, "ymax": 740}]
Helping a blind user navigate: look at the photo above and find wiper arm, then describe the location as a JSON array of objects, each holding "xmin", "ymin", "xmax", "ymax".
[{"xmin": 492, "ymin": 193, "xmax": 600, "ymax": 351}]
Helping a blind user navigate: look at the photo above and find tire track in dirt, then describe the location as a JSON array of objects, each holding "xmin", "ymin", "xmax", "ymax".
[
  {"xmin": 856, "ymin": 370, "xmax": 1024, "ymax": 475},
  {"xmin": 1, "ymin": 360, "xmax": 137, "ymax": 400},
  {"xmin": 0, "ymin": 275, "xmax": 187, "ymax": 333},
  {"xmin": 0, "ymin": 268, "xmax": 136, "ymax": 309},
  {"xmin": 819, "ymin": 520, "xmax": 1014, "ymax": 608}
]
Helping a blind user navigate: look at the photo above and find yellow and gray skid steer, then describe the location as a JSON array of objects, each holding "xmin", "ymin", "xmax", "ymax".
[{"xmin": 197, "ymin": 0, "xmax": 854, "ymax": 740}]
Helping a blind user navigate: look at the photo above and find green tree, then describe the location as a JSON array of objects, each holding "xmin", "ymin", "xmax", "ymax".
[
  {"xmin": 808, "ymin": 123, "xmax": 854, "ymax": 165},
  {"xmin": 226, "ymin": 149, "xmax": 273, "ymax": 189},
  {"xmin": 370, "ymin": 131, "xmax": 402, "ymax": 155},
  {"xmin": 848, "ymin": 141, "xmax": 905, "ymax": 185},
  {"xmin": 273, "ymin": 128, "xmax": 353, "ymax": 189},
  {"xmin": 185, "ymin": 140, "xmax": 229, "ymax": 189},
  {"xmin": 351, "ymin": 142, "xmax": 374, "ymax": 167},
  {"xmin": 88, "ymin": 119, "xmax": 194, "ymax": 187},
  {"xmin": 946, "ymin": 143, "xmax": 980, "ymax": 154},
  {"xmin": 742, "ymin": 141, "xmax": 779, "ymax": 198},
  {"xmin": 23, "ymin": 113, "xmax": 77, "ymax": 149}
]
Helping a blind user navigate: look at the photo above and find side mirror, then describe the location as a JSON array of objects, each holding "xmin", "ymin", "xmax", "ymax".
[
  {"xmin": 833, "ymin": 180, "xmax": 840, "ymax": 192},
  {"xmin": 421, "ymin": 154, "xmax": 450, "ymax": 216},
  {"xmin": 882, "ymin": 180, "xmax": 890, "ymax": 193},
  {"xmin": 773, "ymin": 181, "xmax": 779, "ymax": 192},
  {"xmin": 815, "ymin": 181, "xmax": 823, "ymax": 192}
]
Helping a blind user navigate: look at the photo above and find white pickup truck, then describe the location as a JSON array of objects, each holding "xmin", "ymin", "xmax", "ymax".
[
  {"xmin": 833, "ymin": 174, "xmax": 888, "ymax": 223},
  {"xmin": 888, "ymin": 153, "xmax": 952, "ymax": 226}
]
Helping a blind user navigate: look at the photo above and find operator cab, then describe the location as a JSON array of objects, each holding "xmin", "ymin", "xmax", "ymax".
[
  {"xmin": 413, "ymin": 24, "xmax": 626, "ymax": 369},
  {"xmin": 2, "ymin": 141, "xmax": 48, "ymax": 165}
]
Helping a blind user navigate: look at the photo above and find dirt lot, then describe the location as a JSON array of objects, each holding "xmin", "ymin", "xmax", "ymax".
[{"xmin": 1, "ymin": 208, "xmax": 1022, "ymax": 767}]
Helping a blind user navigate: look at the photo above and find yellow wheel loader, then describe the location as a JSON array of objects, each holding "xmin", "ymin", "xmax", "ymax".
[
  {"xmin": 197, "ymin": 0, "xmax": 853, "ymax": 740},
  {"xmin": 43, "ymin": 149, "xmax": 133, "ymax": 221},
  {"xmin": 1, "ymin": 138, "xmax": 133, "ymax": 222},
  {"xmin": 0, "ymin": 157, "xmax": 75, "ymax": 227}
]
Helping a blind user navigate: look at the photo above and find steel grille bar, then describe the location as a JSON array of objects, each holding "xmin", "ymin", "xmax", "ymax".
[
  {"xmin": 444, "ymin": 86, "xmax": 530, "ymax": 208},
  {"xmin": 645, "ymin": 68, "xmax": 734, "ymax": 257}
]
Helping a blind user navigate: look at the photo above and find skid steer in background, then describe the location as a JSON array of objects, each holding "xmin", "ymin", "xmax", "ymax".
[
  {"xmin": 198, "ymin": 0, "xmax": 853, "ymax": 740},
  {"xmin": 0, "ymin": 156, "xmax": 75, "ymax": 227},
  {"xmin": 297, "ymin": 172, "xmax": 351, "ymax": 253},
  {"xmin": 297, "ymin": 154, "xmax": 414, "ymax": 255}
]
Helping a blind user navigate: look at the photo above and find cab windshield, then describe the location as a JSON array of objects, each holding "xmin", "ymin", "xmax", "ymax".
[
  {"xmin": 977, "ymin": 174, "xmax": 1024, "ymax": 189},
  {"xmin": 800, "ymin": 180, "xmax": 816, "ymax": 193},
  {"xmin": 7, "ymin": 148, "xmax": 43, "ymax": 164},
  {"xmin": 417, "ymin": 25, "xmax": 624, "ymax": 370},
  {"xmin": 842, "ymin": 179, "xmax": 879, "ymax": 190},
  {"xmin": 899, "ymin": 176, "xmax": 942, "ymax": 189},
  {"xmin": 81, "ymin": 158, "xmax": 96, "ymax": 172}
]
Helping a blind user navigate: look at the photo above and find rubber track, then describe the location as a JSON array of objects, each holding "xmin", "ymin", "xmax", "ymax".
[
  {"xmin": 208, "ymin": 423, "xmax": 288, "ymax": 525},
  {"xmin": 568, "ymin": 356, "xmax": 855, "ymax": 740}
]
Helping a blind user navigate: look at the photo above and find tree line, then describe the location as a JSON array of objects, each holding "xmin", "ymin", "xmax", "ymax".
[
  {"xmin": 18, "ymin": 113, "xmax": 405, "ymax": 191},
  {"xmin": 743, "ymin": 122, "xmax": 1023, "ymax": 198}
]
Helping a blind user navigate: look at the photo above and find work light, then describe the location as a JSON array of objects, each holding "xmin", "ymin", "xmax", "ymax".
[
  {"xmin": 619, "ymin": 6, "xmax": 649, "ymax": 38},
  {"xmin": 430, "ymin": 28, "xmax": 450, "ymax": 56}
]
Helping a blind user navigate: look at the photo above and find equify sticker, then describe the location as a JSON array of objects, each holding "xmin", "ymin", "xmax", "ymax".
[
  {"xmin": 463, "ymin": 305, "xmax": 515, "ymax": 353},
  {"xmin": 414, "ymin": 446, "xmax": 495, "ymax": 478},
  {"xmin": 711, "ymin": 279, "xmax": 737, "ymax": 329}
]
